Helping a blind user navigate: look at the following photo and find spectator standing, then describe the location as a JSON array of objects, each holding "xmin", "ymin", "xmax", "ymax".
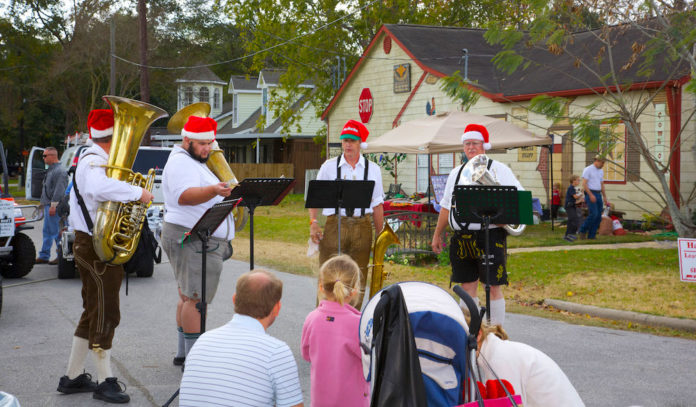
[
  {"xmin": 578, "ymin": 156, "xmax": 609, "ymax": 239},
  {"xmin": 36, "ymin": 147, "xmax": 68, "ymax": 265},
  {"xmin": 563, "ymin": 175, "xmax": 584, "ymax": 242},
  {"xmin": 302, "ymin": 255, "xmax": 369, "ymax": 407},
  {"xmin": 179, "ymin": 269, "xmax": 304, "ymax": 407}
]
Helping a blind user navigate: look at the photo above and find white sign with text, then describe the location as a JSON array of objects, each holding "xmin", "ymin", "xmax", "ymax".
[{"xmin": 677, "ymin": 238, "xmax": 696, "ymax": 282}]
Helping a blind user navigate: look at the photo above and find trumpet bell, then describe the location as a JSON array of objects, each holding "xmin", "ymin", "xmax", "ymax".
[{"xmin": 167, "ymin": 102, "xmax": 211, "ymax": 134}]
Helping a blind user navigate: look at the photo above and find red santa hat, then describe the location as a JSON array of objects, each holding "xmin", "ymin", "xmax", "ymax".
[
  {"xmin": 182, "ymin": 116, "xmax": 217, "ymax": 140},
  {"xmin": 87, "ymin": 109, "xmax": 114, "ymax": 139},
  {"xmin": 339, "ymin": 119, "xmax": 370, "ymax": 149},
  {"xmin": 461, "ymin": 123, "xmax": 491, "ymax": 150}
]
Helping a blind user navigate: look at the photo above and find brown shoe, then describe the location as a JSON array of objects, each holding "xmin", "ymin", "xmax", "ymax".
[
  {"xmin": 35, "ymin": 258, "xmax": 49, "ymax": 264},
  {"xmin": 48, "ymin": 258, "xmax": 59, "ymax": 265}
]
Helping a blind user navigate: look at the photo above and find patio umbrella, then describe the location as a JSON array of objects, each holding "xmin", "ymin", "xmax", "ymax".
[{"xmin": 363, "ymin": 111, "xmax": 551, "ymax": 154}]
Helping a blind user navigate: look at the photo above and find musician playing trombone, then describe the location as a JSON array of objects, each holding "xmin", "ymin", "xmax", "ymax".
[{"xmin": 431, "ymin": 124, "xmax": 524, "ymax": 326}]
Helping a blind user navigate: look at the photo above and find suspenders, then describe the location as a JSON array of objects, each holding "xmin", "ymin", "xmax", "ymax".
[
  {"xmin": 449, "ymin": 158, "xmax": 494, "ymax": 231},
  {"xmin": 337, "ymin": 154, "xmax": 369, "ymax": 217}
]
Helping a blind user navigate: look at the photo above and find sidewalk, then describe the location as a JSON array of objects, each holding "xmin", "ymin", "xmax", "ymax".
[{"xmin": 508, "ymin": 239, "xmax": 695, "ymax": 332}]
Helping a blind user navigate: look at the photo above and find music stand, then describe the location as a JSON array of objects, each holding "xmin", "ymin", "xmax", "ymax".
[
  {"xmin": 305, "ymin": 180, "xmax": 374, "ymax": 254},
  {"xmin": 452, "ymin": 185, "xmax": 519, "ymax": 324},
  {"xmin": 162, "ymin": 197, "xmax": 240, "ymax": 407},
  {"xmin": 226, "ymin": 178, "xmax": 295, "ymax": 270}
]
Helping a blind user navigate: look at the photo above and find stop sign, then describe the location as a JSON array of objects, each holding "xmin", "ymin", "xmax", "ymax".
[{"xmin": 358, "ymin": 88, "xmax": 373, "ymax": 123}]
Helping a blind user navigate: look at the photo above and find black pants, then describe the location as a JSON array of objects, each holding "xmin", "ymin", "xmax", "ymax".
[{"xmin": 565, "ymin": 205, "xmax": 581, "ymax": 236}]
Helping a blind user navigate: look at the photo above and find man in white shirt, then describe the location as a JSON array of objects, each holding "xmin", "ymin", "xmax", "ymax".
[
  {"xmin": 309, "ymin": 119, "xmax": 384, "ymax": 308},
  {"xmin": 57, "ymin": 109, "xmax": 154, "ymax": 403},
  {"xmin": 161, "ymin": 116, "xmax": 234, "ymax": 367},
  {"xmin": 179, "ymin": 269, "xmax": 304, "ymax": 407},
  {"xmin": 431, "ymin": 124, "xmax": 524, "ymax": 326},
  {"xmin": 578, "ymin": 155, "xmax": 608, "ymax": 239}
]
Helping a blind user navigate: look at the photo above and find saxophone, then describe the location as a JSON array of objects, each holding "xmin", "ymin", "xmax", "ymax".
[
  {"xmin": 368, "ymin": 222, "xmax": 400, "ymax": 300},
  {"xmin": 92, "ymin": 96, "xmax": 168, "ymax": 264}
]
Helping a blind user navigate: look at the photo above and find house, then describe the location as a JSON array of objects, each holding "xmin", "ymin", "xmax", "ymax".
[
  {"xmin": 153, "ymin": 68, "xmax": 325, "ymax": 193},
  {"xmin": 321, "ymin": 24, "xmax": 693, "ymax": 220}
]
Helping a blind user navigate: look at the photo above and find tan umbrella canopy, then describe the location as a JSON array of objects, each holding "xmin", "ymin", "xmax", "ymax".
[{"xmin": 363, "ymin": 111, "xmax": 551, "ymax": 154}]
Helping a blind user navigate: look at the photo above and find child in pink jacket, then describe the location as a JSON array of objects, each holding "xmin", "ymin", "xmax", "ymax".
[{"xmin": 301, "ymin": 255, "xmax": 369, "ymax": 407}]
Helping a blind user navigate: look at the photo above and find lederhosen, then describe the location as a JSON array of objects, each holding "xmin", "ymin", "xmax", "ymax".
[
  {"xmin": 72, "ymin": 152, "xmax": 125, "ymax": 350},
  {"xmin": 318, "ymin": 155, "xmax": 373, "ymax": 304},
  {"xmin": 448, "ymin": 158, "xmax": 508, "ymax": 286}
]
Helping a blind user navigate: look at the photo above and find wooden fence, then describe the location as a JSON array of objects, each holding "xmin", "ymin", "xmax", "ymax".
[{"xmin": 229, "ymin": 163, "xmax": 294, "ymax": 180}]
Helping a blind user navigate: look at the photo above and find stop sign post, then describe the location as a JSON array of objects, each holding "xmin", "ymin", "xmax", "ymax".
[{"xmin": 358, "ymin": 88, "xmax": 373, "ymax": 123}]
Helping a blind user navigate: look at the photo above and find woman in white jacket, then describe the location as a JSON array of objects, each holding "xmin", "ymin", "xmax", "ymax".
[{"xmin": 476, "ymin": 324, "xmax": 585, "ymax": 407}]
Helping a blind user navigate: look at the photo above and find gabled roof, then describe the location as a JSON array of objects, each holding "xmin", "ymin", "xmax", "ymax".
[
  {"xmin": 175, "ymin": 66, "xmax": 226, "ymax": 85},
  {"xmin": 218, "ymin": 107, "xmax": 262, "ymax": 134},
  {"xmin": 322, "ymin": 22, "xmax": 690, "ymax": 119},
  {"xmin": 229, "ymin": 75, "xmax": 260, "ymax": 93},
  {"xmin": 264, "ymin": 95, "xmax": 311, "ymax": 133},
  {"xmin": 258, "ymin": 69, "xmax": 315, "ymax": 88}
]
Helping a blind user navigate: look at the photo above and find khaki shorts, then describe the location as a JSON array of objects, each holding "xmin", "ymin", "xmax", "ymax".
[{"xmin": 161, "ymin": 221, "xmax": 233, "ymax": 302}]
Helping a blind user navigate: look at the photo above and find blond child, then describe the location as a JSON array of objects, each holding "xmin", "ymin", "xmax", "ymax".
[{"xmin": 301, "ymin": 255, "xmax": 369, "ymax": 407}]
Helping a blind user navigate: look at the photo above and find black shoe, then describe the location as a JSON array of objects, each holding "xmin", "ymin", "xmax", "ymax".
[
  {"xmin": 173, "ymin": 356, "xmax": 185, "ymax": 366},
  {"xmin": 93, "ymin": 377, "xmax": 130, "ymax": 404},
  {"xmin": 563, "ymin": 235, "xmax": 574, "ymax": 242},
  {"xmin": 57, "ymin": 372, "xmax": 97, "ymax": 394}
]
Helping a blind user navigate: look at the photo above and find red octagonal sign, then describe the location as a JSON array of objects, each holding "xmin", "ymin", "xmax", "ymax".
[{"xmin": 358, "ymin": 88, "xmax": 373, "ymax": 123}]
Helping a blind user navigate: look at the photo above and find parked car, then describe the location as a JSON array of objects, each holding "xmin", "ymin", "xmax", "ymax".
[
  {"xmin": 25, "ymin": 144, "xmax": 172, "ymax": 279},
  {"xmin": 0, "ymin": 141, "xmax": 42, "ymax": 281}
]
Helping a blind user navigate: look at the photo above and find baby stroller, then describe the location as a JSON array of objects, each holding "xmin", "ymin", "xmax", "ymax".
[{"xmin": 359, "ymin": 282, "xmax": 521, "ymax": 407}]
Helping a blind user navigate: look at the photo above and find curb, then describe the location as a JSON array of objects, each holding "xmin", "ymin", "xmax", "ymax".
[
  {"xmin": 544, "ymin": 299, "xmax": 696, "ymax": 333},
  {"xmin": 509, "ymin": 240, "xmax": 677, "ymax": 253}
]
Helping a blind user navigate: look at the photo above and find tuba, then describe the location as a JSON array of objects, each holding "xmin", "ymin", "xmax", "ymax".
[
  {"xmin": 458, "ymin": 154, "xmax": 525, "ymax": 236},
  {"xmin": 93, "ymin": 96, "xmax": 168, "ymax": 264},
  {"xmin": 168, "ymin": 103, "xmax": 247, "ymax": 231},
  {"xmin": 368, "ymin": 222, "xmax": 401, "ymax": 300}
]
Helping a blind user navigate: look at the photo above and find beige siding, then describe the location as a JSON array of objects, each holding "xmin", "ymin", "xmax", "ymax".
[{"xmin": 236, "ymin": 93, "xmax": 261, "ymax": 127}]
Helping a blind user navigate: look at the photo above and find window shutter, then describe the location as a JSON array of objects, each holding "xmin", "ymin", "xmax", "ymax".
[{"xmin": 626, "ymin": 123, "xmax": 641, "ymax": 182}]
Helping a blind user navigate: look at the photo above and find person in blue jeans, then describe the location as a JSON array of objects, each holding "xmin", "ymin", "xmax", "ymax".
[
  {"xmin": 579, "ymin": 155, "xmax": 609, "ymax": 239},
  {"xmin": 37, "ymin": 147, "xmax": 68, "ymax": 264}
]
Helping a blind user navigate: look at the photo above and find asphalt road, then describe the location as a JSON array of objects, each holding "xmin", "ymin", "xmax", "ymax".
[{"xmin": 1, "ymin": 224, "xmax": 695, "ymax": 407}]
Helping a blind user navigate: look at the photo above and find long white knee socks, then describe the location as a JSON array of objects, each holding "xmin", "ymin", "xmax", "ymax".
[
  {"xmin": 93, "ymin": 348, "xmax": 113, "ymax": 382},
  {"xmin": 66, "ymin": 336, "xmax": 90, "ymax": 379}
]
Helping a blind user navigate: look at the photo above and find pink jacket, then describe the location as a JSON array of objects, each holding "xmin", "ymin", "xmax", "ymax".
[{"xmin": 301, "ymin": 300, "xmax": 370, "ymax": 407}]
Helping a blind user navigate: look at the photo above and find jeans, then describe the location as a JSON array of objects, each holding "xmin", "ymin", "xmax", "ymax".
[
  {"xmin": 39, "ymin": 206, "xmax": 60, "ymax": 260},
  {"xmin": 579, "ymin": 191, "xmax": 603, "ymax": 239}
]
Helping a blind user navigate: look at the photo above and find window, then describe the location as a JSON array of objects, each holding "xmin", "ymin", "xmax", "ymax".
[
  {"xmin": 437, "ymin": 153, "xmax": 454, "ymax": 175},
  {"xmin": 183, "ymin": 87, "xmax": 193, "ymax": 105},
  {"xmin": 233, "ymin": 94, "xmax": 238, "ymax": 126},
  {"xmin": 417, "ymin": 154, "xmax": 429, "ymax": 193},
  {"xmin": 199, "ymin": 87, "xmax": 209, "ymax": 104},
  {"xmin": 262, "ymin": 88, "xmax": 268, "ymax": 117},
  {"xmin": 214, "ymin": 88, "xmax": 220, "ymax": 109},
  {"xmin": 599, "ymin": 122, "xmax": 627, "ymax": 183}
]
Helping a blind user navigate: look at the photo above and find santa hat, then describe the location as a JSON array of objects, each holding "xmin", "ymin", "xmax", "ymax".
[
  {"xmin": 339, "ymin": 119, "xmax": 370, "ymax": 149},
  {"xmin": 461, "ymin": 123, "xmax": 491, "ymax": 150},
  {"xmin": 182, "ymin": 116, "xmax": 217, "ymax": 140},
  {"xmin": 87, "ymin": 109, "xmax": 114, "ymax": 139}
]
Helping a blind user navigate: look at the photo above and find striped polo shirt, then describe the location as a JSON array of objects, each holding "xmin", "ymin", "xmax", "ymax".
[{"xmin": 179, "ymin": 314, "xmax": 304, "ymax": 407}]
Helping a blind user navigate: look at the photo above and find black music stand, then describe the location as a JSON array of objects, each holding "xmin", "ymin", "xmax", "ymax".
[
  {"xmin": 162, "ymin": 198, "xmax": 240, "ymax": 407},
  {"xmin": 226, "ymin": 178, "xmax": 295, "ymax": 270},
  {"xmin": 305, "ymin": 179, "xmax": 374, "ymax": 254},
  {"xmin": 452, "ymin": 185, "xmax": 519, "ymax": 324}
]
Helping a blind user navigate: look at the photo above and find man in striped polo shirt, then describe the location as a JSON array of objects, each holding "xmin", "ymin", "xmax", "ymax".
[{"xmin": 179, "ymin": 270, "xmax": 304, "ymax": 407}]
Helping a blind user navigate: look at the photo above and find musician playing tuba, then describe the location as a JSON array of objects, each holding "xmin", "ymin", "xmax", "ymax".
[
  {"xmin": 431, "ymin": 123, "xmax": 525, "ymax": 327},
  {"xmin": 160, "ymin": 116, "xmax": 235, "ymax": 367},
  {"xmin": 309, "ymin": 120, "xmax": 385, "ymax": 309},
  {"xmin": 58, "ymin": 109, "xmax": 154, "ymax": 403}
]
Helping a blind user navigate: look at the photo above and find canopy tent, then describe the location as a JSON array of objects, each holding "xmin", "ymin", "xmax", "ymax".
[{"xmin": 363, "ymin": 111, "xmax": 551, "ymax": 154}]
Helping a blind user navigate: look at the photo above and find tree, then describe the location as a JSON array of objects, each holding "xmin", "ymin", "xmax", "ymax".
[
  {"xmin": 221, "ymin": 0, "xmax": 518, "ymax": 138},
  {"xmin": 448, "ymin": 0, "xmax": 696, "ymax": 236}
]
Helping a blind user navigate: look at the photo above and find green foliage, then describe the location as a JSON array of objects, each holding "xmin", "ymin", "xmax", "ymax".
[
  {"xmin": 366, "ymin": 153, "xmax": 407, "ymax": 179},
  {"xmin": 491, "ymin": 50, "xmax": 525, "ymax": 74},
  {"xmin": 438, "ymin": 71, "xmax": 480, "ymax": 111}
]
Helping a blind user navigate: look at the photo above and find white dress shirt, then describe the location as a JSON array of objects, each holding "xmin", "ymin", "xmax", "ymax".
[
  {"xmin": 68, "ymin": 144, "xmax": 143, "ymax": 235},
  {"xmin": 315, "ymin": 154, "xmax": 384, "ymax": 217},
  {"xmin": 162, "ymin": 145, "xmax": 234, "ymax": 240},
  {"xmin": 440, "ymin": 159, "xmax": 524, "ymax": 231}
]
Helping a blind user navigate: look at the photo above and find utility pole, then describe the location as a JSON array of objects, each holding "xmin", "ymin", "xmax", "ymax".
[{"xmin": 139, "ymin": 0, "xmax": 151, "ymax": 144}]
